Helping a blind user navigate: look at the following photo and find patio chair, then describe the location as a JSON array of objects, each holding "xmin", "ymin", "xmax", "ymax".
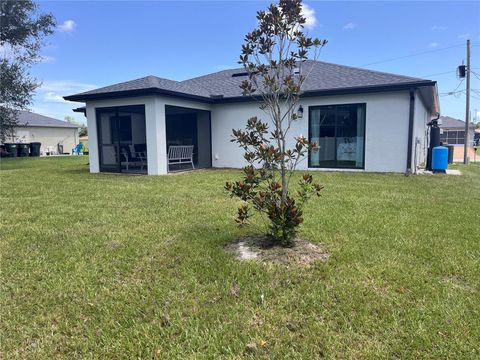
[
  {"xmin": 168, "ymin": 145, "xmax": 194, "ymax": 171},
  {"xmin": 45, "ymin": 145, "xmax": 56, "ymax": 155},
  {"xmin": 73, "ymin": 143, "xmax": 83, "ymax": 155},
  {"xmin": 129, "ymin": 144, "xmax": 147, "ymax": 170},
  {"xmin": 120, "ymin": 145, "xmax": 146, "ymax": 171}
]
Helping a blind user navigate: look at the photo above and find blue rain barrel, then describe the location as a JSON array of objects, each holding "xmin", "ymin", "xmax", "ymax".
[{"xmin": 432, "ymin": 146, "xmax": 448, "ymax": 171}]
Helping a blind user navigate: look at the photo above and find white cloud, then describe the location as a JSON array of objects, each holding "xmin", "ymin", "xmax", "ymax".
[
  {"xmin": 33, "ymin": 81, "xmax": 93, "ymax": 123},
  {"xmin": 428, "ymin": 42, "xmax": 439, "ymax": 48},
  {"xmin": 431, "ymin": 25, "xmax": 446, "ymax": 31},
  {"xmin": 343, "ymin": 22, "xmax": 356, "ymax": 30},
  {"xmin": 301, "ymin": 3, "xmax": 317, "ymax": 30},
  {"xmin": 39, "ymin": 80, "xmax": 97, "ymax": 105},
  {"xmin": 40, "ymin": 80, "xmax": 96, "ymax": 93},
  {"xmin": 457, "ymin": 33, "xmax": 470, "ymax": 39},
  {"xmin": 44, "ymin": 92, "xmax": 67, "ymax": 103},
  {"xmin": 58, "ymin": 20, "xmax": 76, "ymax": 33},
  {"xmin": 39, "ymin": 55, "xmax": 56, "ymax": 63}
]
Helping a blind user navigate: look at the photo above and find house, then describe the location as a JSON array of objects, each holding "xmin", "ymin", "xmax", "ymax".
[
  {"xmin": 439, "ymin": 115, "xmax": 476, "ymax": 161},
  {"xmin": 3, "ymin": 111, "xmax": 79, "ymax": 155},
  {"xmin": 65, "ymin": 60, "xmax": 439, "ymax": 175},
  {"xmin": 439, "ymin": 115, "xmax": 475, "ymax": 145}
]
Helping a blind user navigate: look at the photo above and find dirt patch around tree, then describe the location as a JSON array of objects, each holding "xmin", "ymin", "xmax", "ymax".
[{"xmin": 225, "ymin": 236, "xmax": 329, "ymax": 266}]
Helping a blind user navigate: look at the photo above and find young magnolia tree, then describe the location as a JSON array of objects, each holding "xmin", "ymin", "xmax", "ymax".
[{"xmin": 225, "ymin": 0, "xmax": 327, "ymax": 247}]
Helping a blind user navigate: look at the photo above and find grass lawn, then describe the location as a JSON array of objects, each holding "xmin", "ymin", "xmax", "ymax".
[{"xmin": 1, "ymin": 157, "xmax": 479, "ymax": 359}]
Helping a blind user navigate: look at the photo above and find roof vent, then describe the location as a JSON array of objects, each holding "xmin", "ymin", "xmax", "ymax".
[
  {"xmin": 231, "ymin": 72, "xmax": 250, "ymax": 78},
  {"xmin": 210, "ymin": 94, "xmax": 224, "ymax": 99},
  {"xmin": 231, "ymin": 71, "xmax": 258, "ymax": 78},
  {"xmin": 293, "ymin": 67, "xmax": 301, "ymax": 75}
]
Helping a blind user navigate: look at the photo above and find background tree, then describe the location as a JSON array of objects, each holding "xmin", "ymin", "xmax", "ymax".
[
  {"xmin": 225, "ymin": 0, "xmax": 327, "ymax": 246},
  {"xmin": 0, "ymin": 0, "xmax": 55, "ymax": 142},
  {"xmin": 65, "ymin": 116, "xmax": 87, "ymax": 137}
]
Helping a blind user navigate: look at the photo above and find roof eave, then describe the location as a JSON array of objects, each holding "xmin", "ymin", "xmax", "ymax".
[
  {"xmin": 214, "ymin": 80, "xmax": 437, "ymax": 103},
  {"xmin": 63, "ymin": 80, "xmax": 437, "ymax": 105},
  {"xmin": 16, "ymin": 124, "xmax": 78, "ymax": 129},
  {"xmin": 73, "ymin": 106, "xmax": 87, "ymax": 116},
  {"xmin": 64, "ymin": 87, "xmax": 214, "ymax": 103}
]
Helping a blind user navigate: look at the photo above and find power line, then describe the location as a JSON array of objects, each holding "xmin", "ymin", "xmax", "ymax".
[
  {"xmin": 471, "ymin": 71, "xmax": 480, "ymax": 81},
  {"xmin": 440, "ymin": 89, "xmax": 480, "ymax": 98},
  {"xmin": 451, "ymin": 79, "xmax": 465, "ymax": 93},
  {"xmin": 421, "ymin": 70, "xmax": 456, "ymax": 77},
  {"xmin": 359, "ymin": 44, "xmax": 465, "ymax": 67}
]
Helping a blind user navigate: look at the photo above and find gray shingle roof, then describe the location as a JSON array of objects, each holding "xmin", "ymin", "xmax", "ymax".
[
  {"xmin": 439, "ymin": 116, "xmax": 474, "ymax": 129},
  {"xmin": 72, "ymin": 75, "xmax": 211, "ymax": 98},
  {"xmin": 64, "ymin": 60, "xmax": 434, "ymax": 102},
  {"xmin": 183, "ymin": 60, "xmax": 429, "ymax": 98},
  {"xmin": 16, "ymin": 111, "xmax": 78, "ymax": 128}
]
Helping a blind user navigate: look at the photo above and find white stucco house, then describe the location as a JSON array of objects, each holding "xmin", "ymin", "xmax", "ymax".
[
  {"xmin": 65, "ymin": 60, "xmax": 439, "ymax": 175},
  {"xmin": 4, "ymin": 111, "xmax": 79, "ymax": 155}
]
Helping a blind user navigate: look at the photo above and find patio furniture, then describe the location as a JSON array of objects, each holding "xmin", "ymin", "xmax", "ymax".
[
  {"xmin": 120, "ymin": 144, "xmax": 147, "ymax": 171},
  {"xmin": 45, "ymin": 145, "xmax": 56, "ymax": 156},
  {"xmin": 73, "ymin": 143, "xmax": 83, "ymax": 155},
  {"xmin": 168, "ymin": 145, "xmax": 194, "ymax": 171},
  {"xmin": 129, "ymin": 144, "xmax": 147, "ymax": 170}
]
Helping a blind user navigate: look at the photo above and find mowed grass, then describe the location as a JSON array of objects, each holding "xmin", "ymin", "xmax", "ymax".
[{"xmin": 1, "ymin": 157, "xmax": 479, "ymax": 359}]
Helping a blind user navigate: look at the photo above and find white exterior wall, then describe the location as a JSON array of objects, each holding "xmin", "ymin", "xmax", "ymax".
[
  {"xmin": 83, "ymin": 90, "xmax": 421, "ymax": 175},
  {"xmin": 9, "ymin": 126, "xmax": 78, "ymax": 154},
  {"xmin": 211, "ymin": 91, "xmax": 411, "ymax": 173},
  {"xmin": 413, "ymin": 93, "xmax": 431, "ymax": 171}
]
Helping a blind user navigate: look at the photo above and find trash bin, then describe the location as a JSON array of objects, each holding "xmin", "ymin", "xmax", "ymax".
[
  {"xmin": 29, "ymin": 142, "xmax": 41, "ymax": 157},
  {"xmin": 432, "ymin": 146, "xmax": 448, "ymax": 173},
  {"xmin": 16, "ymin": 143, "xmax": 30, "ymax": 157},
  {"xmin": 4, "ymin": 143, "xmax": 18, "ymax": 157},
  {"xmin": 446, "ymin": 145, "xmax": 454, "ymax": 164}
]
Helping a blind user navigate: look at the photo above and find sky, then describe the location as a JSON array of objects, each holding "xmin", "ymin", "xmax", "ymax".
[{"xmin": 29, "ymin": 0, "xmax": 480, "ymax": 125}]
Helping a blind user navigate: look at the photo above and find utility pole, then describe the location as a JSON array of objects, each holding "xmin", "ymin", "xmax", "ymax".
[{"xmin": 463, "ymin": 39, "xmax": 471, "ymax": 164}]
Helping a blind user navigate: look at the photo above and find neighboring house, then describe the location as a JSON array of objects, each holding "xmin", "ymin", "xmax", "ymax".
[
  {"xmin": 439, "ymin": 115, "xmax": 476, "ymax": 161},
  {"xmin": 4, "ymin": 111, "xmax": 79, "ymax": 155},
  {"xmin": 439, "ymin": 116, "xmax": 475, "ymax": 145},
  {"xmin": 65, "ymin": 60, "xmax": 439, "ymax": 175}
]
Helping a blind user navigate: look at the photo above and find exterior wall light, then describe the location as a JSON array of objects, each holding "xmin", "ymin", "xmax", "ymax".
[{"xmin": 297, "ymin": 105, "xmax": 304, "ymax": 119}]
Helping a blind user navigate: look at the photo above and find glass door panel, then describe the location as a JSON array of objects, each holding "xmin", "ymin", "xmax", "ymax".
[
  {"xmin": 310, "ymin": 106, "xmax": 336, "ymax": 167},
  {"xmin": 309, "ymin": 103, "xmax": 366, "ymax": 169}
]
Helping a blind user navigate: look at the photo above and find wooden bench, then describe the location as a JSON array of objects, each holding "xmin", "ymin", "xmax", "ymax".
[{"xmin": 168, "ymin": 145, "xmax": 194, "ymax": 171}]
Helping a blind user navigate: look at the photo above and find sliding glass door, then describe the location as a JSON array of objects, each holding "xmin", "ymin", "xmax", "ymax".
[{"xmin": 309, "ymin": 103, "xmax": 366, "ymax": 169}]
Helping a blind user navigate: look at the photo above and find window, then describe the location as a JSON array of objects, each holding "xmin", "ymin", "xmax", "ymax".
[
  {"xmin": 441, "ymin": 130, "xmax": 465, "ymax": 145},
  {"xmin": 309, "ymin": 103, "xmax": 366, "ymax": 169},
  {"xmin": 447, "ymin": 130, "xmax": 457, "ymax": 144},
  {"xmin": 440, "ymin": 132, "xmax": 447, "ymax": 143},
  {"xmin": 456, "ymin": 131, "xmax": 465, "ymax": 144}
]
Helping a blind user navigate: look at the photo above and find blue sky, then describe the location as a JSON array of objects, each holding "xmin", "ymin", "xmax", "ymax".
[{"xmin": 33, "ymin": 1, "xmax": 480, "ymax": 124}]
